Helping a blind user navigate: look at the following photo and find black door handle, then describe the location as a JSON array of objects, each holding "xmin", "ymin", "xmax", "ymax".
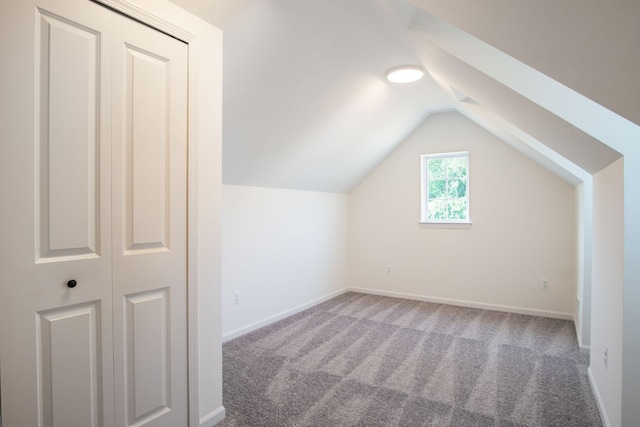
[{"xmin": 67, "ymin": 279, "xmax": 77, "ymax": 288}]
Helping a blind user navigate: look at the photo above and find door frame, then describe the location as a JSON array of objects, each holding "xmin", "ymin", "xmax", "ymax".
[{"xmin": 93, "ymin": 1, "xmax": 224, "ymax": 426}]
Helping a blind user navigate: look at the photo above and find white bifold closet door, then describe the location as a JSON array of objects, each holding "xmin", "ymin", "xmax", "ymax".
[{"xmin": 0, "ymin": 1, "xmax": 188, "ymax": 426}]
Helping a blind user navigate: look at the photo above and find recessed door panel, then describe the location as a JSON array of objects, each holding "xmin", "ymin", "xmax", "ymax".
[
  {"xmin": 125, "ymin": 47, "xmax": 170, "ymax": 253},
  {"xmin": 36, "ymin": 9, "xmax": 100, "ymax": 261},
  {"xmin": 38, "ymin": 302, "xmax": 102, "ymax": 427},
  {"xmin": 125, "ymin": 290, "xmax": 170, "ymax": 425}
]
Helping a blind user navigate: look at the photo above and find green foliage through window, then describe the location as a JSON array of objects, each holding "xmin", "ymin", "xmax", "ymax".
[{"xmin": 422, "ymin": 153, "xmax": 469, "ymax": 221}]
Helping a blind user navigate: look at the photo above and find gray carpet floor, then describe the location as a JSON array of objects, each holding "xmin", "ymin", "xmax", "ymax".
[{"xmin": 219, "ymin": 292, "xmax": 602, "ymax": 427}]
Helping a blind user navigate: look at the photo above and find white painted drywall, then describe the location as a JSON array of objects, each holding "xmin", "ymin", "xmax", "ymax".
[
  {"xmin": 408, "ymin": 0, "xmax": 640, "ymax": 126},
  {"xmin": 575, "ymin": 183, "xmax": 585, "ymax": 344},
  {"xmin": 590, "ymin": 157, "xmax": 624, "ymax": 427},
  {"xmin": 349, "ymin": 112, "xmax": 576, "ymax": 316},
  {"xmin": 575, "ymin": 180, "xmax": 593, "ymax": 350},
  {"xmin": 221, "ymin": 185, "xmax": 349, "ymax": 338},
  {"xmin": 622, "ymin": 149, "xmax": 640, "ymax": 426}
]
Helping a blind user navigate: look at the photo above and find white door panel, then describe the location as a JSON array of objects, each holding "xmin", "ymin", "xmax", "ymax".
[
  {"xmin": 1, "ymin": 2, "xmax": 114, "ymax": 426},
  {"xmin": 123, "ymin": 45, "xmax": 171, "ymax": 252},
  {"xmin": 38, "ymin": 302, "xmax": 103, "ymax": 427},
  {"xmin": 37, "ymin": 9, "xmax": 102, "ymax": 260},
  {"xmin": 0, "ymin": 1, "xmax": 189, "ymax": 426},
  {"xmin": 111, "ymin": 13, "xmax": 188, "ymax": 427},
  {"xmin": 124, "ymin": 290, "xmax": 171, "ymax": 423}
]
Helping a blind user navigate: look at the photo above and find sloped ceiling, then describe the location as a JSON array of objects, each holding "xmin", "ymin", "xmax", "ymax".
[
  {"xmin": 170, "ymin": 0, "xmax": 634, "ymax": 193},
  {"xmin": 408, "ymin": 0, "xmax": 640, "ymax": 126}
]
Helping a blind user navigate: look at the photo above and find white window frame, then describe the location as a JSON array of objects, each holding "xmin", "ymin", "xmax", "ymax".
[{"xmin": 420, "ymin": 151, "xmax": 471, "ymax": 227}]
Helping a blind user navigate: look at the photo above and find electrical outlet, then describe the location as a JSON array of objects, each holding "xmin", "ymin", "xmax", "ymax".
[
  {"xmin": 541, "ymin": 277, "xmax": 549, "ymax": 290},
  {"xmin": 604, "ymin": 346, "xmax": 608, "ymax": 369},
  {"xmin": 234, "ymin": 290, "xmax": 240, "ymax": 306},
  {"xmin": 386, "ymin": 265, "xmax": 392, "ymax": 274}
]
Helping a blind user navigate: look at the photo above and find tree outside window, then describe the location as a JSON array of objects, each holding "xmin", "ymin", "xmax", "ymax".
[{"xmin": 421, "ymin": 152, "xmax": 469, "ymax": 223}]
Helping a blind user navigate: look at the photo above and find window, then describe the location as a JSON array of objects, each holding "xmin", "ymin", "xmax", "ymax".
[{"xmin": 420, "ymin": 151, "xmax": 470, "ymax": 224}]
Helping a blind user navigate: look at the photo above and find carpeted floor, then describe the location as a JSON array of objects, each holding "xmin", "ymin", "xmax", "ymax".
[{"xmin": 219, "ymin": 292, "xmax": 602, "ymax": 427}]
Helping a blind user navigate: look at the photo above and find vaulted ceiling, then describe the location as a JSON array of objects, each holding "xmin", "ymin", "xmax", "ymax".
[{"xmin": 169, "ymin": 0, "xmax": 639, "ymax": 193}]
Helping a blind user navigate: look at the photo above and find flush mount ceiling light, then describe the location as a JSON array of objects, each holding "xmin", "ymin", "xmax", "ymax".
[{"xmin": 386, "ymin": 66, "xmax": 425, "ymax": 83}]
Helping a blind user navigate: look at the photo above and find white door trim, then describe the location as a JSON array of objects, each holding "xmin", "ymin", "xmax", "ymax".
[{"xmin": 92, "ymin": 1, "xmax": 223, "ymax": 426}]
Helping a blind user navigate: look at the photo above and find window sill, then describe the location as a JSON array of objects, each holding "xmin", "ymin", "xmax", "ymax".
[{"xmin": 419, "ymin": 221, "xmax": 472, "ymax": 229}]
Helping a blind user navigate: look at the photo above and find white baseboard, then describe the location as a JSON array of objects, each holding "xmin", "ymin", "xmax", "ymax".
[
  {"xmin": 573, "ymin": 313, "xmax": 591, "ymax": 355},
  {"xmin": 199, "ymin": 405, "xmax": 226, "ymax": 427},
  {"xmin": 578, "ymin": 342, "xmax": 591, "ymax": 355},
  {"xmin": 221, "ymin": 286, "xmax": 577, "ymax": 343},
  {"xmin": 222, "ymin": 288, "xmax": 350, "ymax": 342},
  {"xmin": 348, "ymin": 287, "xmax": 574, "ymax": 320},
  {"xmin": 587, "ymin": 368, "xmax": 610, "ymax": 427}
]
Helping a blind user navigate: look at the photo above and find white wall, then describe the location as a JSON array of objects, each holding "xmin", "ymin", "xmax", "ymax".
[
  {"xmin": 349, "ymin": 112, "xmax": 576, "ymax": 316},
  {"xmin": 622, "ymin": 149, "xmax": 640, "ymax": 427},
  {"xmin": 221, "ymin": 185, "xmax": 349, "ymax": 339},
  {"xmin": 590, "ymin": 158, "xmax": 624, "ymax": 427},
  {"xmin": 575, "ymin": 183, "xmax": 585, "ymax": 343},
  {"xmin": 575, "ymin": 180, "xmax": 593, "ymax": 350},
  {"xmin": 409, "ymin": 0, "xmax": 640, "ymax": 126}
]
